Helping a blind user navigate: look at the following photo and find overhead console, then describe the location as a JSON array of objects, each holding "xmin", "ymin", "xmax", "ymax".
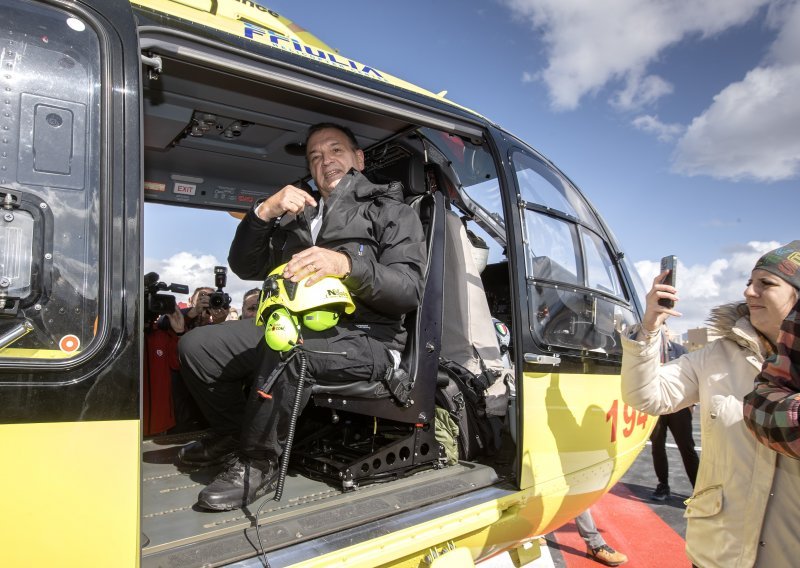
[{"xmin": 141, "ymin": 53, "xmax": 410, "ymax": 211}]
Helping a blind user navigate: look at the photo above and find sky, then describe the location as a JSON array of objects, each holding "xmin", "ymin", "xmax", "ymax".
[{"xmin": 145, "ymin": 0, "xmax": 800, "ymax": 335}]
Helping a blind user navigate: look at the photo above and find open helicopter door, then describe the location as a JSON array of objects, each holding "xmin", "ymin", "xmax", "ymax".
[
  {"xmin": 506, "ymin": 144, "xmax": 651, "ymax": 529},
  {"xmin": 0, "ymin": 0, "xmax": 143, "ymax": 566}
]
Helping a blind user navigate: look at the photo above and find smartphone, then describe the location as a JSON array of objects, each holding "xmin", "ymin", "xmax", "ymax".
[{"xmin": 658, "ymin": 255, "xmax": 678, "ymax": 308}]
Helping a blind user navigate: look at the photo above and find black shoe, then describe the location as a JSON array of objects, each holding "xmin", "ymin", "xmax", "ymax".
[
  {"xmin": 197, "ymin": 456, "xmax": 278, "ymax": 511},
  {"xmin": 178, "ymin": 433, "xmax": 238, "ymax": 467},
  {"xmin": 651, "ymin": 482, "xmax": 670, "ymax": 501}
]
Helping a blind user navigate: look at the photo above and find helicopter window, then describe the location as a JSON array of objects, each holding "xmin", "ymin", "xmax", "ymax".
[
  {"xmin": 515, "ymin": 151, "xmax": 635, "ymax": 357},
  {"xmin": 524, "ymin": 211, "xmax": 580, "ymax": 286},
  {"xmin": 418, "ymin": 128, "xmax": 506, "ymax": 262},
  {"xmin": 582, "ymin": 228, "xmax": 625, "ymax": 299},
  {"xmin": 529, "ymin": 283, "xmax": 637, "ymax": 357},
  {"xmin": 511, "ymin": 151, "xmax": 599, "ymax": 232},
  {"xmin": 0, "ymin": 0, "xmax": 102, "ymax": 366}
]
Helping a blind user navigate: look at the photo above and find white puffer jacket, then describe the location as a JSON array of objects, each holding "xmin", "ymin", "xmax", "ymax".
[{"xmin": 621, "ymin": 303, "xmax": 798, "ymax": 568}]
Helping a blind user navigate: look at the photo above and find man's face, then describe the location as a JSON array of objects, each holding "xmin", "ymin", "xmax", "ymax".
[
  {"xmin": 306, "ymin": 127, "xmax": 365, "ymax": 199},
  {"xmin": 241, "ymin": 293, "xmax": 259, "ymax": 319}
]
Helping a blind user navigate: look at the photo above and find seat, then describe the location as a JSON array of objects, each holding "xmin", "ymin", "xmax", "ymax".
[
  {"xmin": 426, "ymin": 160, "xmax": 512, "ymax": 457},
  {"xmin": 293, "ymin": 156, "xmax": 445, "ymax": 489},
  {"xmin": 440, "ymin": 206, "xmax": 511, "ymax": 419}
]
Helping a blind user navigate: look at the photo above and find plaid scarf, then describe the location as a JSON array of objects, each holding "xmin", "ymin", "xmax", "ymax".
[{"xmin": 743, "ymin": 298, "xmax": 800, "ymax": 459}]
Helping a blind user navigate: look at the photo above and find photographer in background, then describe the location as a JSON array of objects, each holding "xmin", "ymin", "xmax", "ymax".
[
  {"xmin": 161, "ymin": 287, "xmax": 230, "ymax": 334},
  {"xmin": 147, "ymin": 271, "xmax": 232, "ymax": 434}
]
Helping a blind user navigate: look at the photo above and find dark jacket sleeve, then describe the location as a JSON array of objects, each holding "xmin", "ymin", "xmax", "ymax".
[
  {"xmin": 227, "ymin": 207, "xmax": 279, "ymax": 281},
  {"xmin": 342, "ymin": 200, "xmax": 426, "ymax": 316}
]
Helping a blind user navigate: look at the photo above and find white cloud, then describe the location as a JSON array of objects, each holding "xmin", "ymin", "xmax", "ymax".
[
  {"xmin": 766, "ymin": 0, "xmax": 800, "ymax": 65},
  {"xmin": 504, "ymin": 0, "xmax": 800, "ymax": 181},
  {"xmin": 144, "ymin": 251, "xmax": 258, "ymax": 310},
  {"xmin": 672, "ymin": 64, "xmax": 800, "ymax": 181},
  {"xmin": 670, "ymin": 1, "xmax": 800, "ymax": 181},
  {"xmin": 611, "ymin": 74, "xmax": 674, "ymax": 111},
  {"xmin": 504, "ymin": 0, "xmax": 769, "ymax": 110},
  {"xmin": 633, "ymin": 241, "xmax": 778, "ymax": 333},
  {"xmin": 632, "ymin": 114, "xmax": 685, "ymax": 142}
]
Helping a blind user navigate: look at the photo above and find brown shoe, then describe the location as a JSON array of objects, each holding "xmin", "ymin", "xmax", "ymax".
[{"xmin": 587, "ymin": 544, "xmax": 628, "ymax": 566}]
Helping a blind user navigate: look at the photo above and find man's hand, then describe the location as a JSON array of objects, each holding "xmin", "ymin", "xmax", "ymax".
[
  {"xmin": 166, "ymin": 306, "xmax": 186, "ymax": 334},
  {"xmin": 283, "ymin": 247, "xmax": 351, "ymax": 286},
  {"xmin": 256, "ymin": 185, "xmax": 317, "ymax": 221},
  {"xmin": 186, "ymin": 293, "xmax": 211, "ymax": 319}
]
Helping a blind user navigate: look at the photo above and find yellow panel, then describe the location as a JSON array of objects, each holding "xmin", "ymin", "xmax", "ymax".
[
  {"xmin": 292, "ymin": 487, "xmax": 569, "ymax": 567},
  {"xmin": 297, "ymin": 370, "xmax": 653, "ymax": 566},
  {"xmin": 0, "ymin": 420, "xmax": 140, "ymax": 568},
  {"xmin": 518, "ymin": 371, "xmax": 653, "ymax": 532},
  {"xmin": 129, "ymin": 0, "xmax": 480, "ymax": 116},
  {"xmin": 0, "ymin": 347, "xmax": 79, "ymax": 359}
]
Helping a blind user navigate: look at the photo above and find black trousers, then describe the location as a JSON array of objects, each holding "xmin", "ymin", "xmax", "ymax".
[
  {"xmin": 178, "ymin": 319, "xmax": 394, "ymax": 461},
  {"xmin": 650, "ymin": 407, "xmax": 699, "ymax": 488}
]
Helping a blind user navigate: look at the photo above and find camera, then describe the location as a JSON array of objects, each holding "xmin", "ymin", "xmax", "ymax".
[
  {"xmin": 144, "ymin": 272, "xmax": 189, "ymax": 324},
  {"xmin": 208, "ymin": 266, "xmax": 231, "ymax": 310}
]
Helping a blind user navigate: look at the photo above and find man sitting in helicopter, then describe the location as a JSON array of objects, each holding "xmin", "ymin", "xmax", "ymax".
[{"xmin": 176, "ymin": 122, "xmax": 427, "ymax": 511}]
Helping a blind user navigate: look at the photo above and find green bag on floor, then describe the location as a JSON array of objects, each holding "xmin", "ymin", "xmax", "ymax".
[{"xmin": 435, "ymin": 406, "xmax": 460, "ymax": 465}]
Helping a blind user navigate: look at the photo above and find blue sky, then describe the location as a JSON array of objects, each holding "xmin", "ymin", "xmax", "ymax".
[{"xmin": 146, "ymin": 0, "xmax": 800, "ymax": 334}]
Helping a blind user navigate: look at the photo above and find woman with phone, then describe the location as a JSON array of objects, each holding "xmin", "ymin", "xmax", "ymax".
[{"xmin": 621, "ymin": 241, "xmax": 800, "ymax": 567}]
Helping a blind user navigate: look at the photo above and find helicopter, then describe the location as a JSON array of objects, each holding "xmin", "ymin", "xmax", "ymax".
[{"xmin": 0, "ymin": 1, "xmax": 653, "ymax": 566}]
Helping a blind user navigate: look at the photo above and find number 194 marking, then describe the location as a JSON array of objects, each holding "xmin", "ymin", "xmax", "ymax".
[{"xmin": 605, "ymin": 399, "xmax": 649, "ymax": 442}]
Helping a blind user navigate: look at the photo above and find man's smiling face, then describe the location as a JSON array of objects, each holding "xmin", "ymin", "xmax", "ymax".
[{"xmin": 306, "ymin": 127, "xmax": 365, "ymax": 199}]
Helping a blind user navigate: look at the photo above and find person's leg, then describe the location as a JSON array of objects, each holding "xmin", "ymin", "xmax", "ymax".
[
  {"xmin": 578, "ymin": 509, "xmax": 628, "ymax": 566},
  {"xmin": 199, "ymin": 326, "xmax": 393, "ymax": 510},
  {"xmin": 240, "ymin": 326, "xmax": 393, "ymax": 460},
  {"xmin": 668, "ymin": 407, "xmax": 699, "ymax": 488},
  {"xmin": 178, "ymin": 319, "xmax": 265, "ymax": 436},
  {"xmin": 650, "ymin": 415, "xmax": 669, "ymax": 486},
  {"xmin": 176, "ymin": 320, "xmax": 265, "ymax": 467},
  {"xmin": 650, "ymin": 415, "xmax": 672, "ymax": 501},
  {"xmin": 575, "ymin": 509, "xmax": 605, "ymax": 549},
  {"xmin": 168, "ymin": 368, "xmax": 208, "ymax": 434}
]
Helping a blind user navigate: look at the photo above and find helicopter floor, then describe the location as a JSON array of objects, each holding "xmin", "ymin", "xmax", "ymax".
[{"xmin": 141, "ymin": 430, "xmax": 500, "ymax": 568}]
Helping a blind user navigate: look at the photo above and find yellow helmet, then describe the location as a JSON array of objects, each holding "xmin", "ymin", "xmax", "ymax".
[
  {"xmin": 257, "ymin": 262, "xmax": 355, "ymax": 315},
  {"xmin": 256, "ymin": 263, "xmax": 355, "ymax": 348}
]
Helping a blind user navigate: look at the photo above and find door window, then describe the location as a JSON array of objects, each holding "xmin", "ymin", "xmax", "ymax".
[
  {"xmin": 0, "ymin": 0, "xmax": 102, "ymax": 365},
  {"xmin": 513, "ymin": 151, "xmax": 635, "ymax": 357}
]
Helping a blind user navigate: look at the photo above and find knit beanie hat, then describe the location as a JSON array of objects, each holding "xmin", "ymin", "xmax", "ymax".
[{"xmin": 754, "ymin": 240, "xmax": 800, "ymax": 290}]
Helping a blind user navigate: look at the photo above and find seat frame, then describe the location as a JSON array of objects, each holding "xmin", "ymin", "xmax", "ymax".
[{"xmin": 293, "ymin": 190, "xmax": 445, "ymax": 489}]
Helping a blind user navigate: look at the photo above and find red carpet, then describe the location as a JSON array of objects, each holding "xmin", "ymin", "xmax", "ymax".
[{"xmin": 551, "ymin": 484, "xmax": 690, "ymax": 567}]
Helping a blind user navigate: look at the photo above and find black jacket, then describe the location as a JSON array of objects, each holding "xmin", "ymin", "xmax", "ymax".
[{"xmin": 228, "ymin": 170, "xmax": 426, "ymax": 351}]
